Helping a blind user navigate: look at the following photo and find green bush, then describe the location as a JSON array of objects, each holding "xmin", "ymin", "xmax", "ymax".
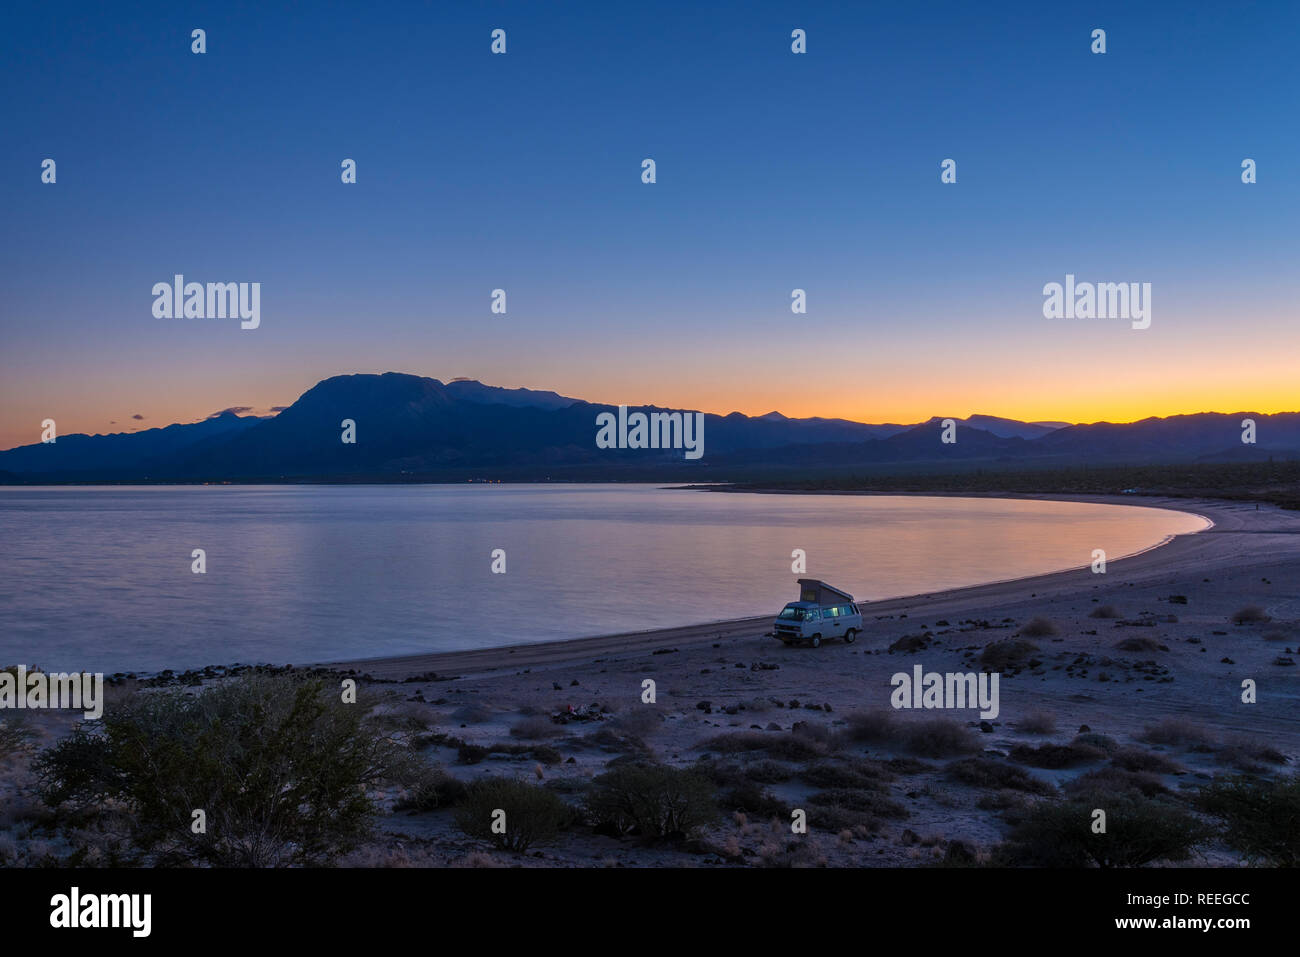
[
  {"xmin": 585, "ymin": 762, "xmax": 717, "ymax": 839},
  {"xmin": 0, "ymin": 716, "xmax": 35, "ymax": 757},
  {"xmin": 1197, "ymin": 774, "xmax": 1300, "ymax": 866},
  {"xmin": 34, "ymin": 674, "xmax": 408, "ymax": 866},
  {"xmin": 394, "ymin": 766, "xmax": 468, "ymax": 812},
  {"xmin": 454, "ymin": 777, "xmax": 572, "ymax": 852},
  {"xmin": 945, "ymin": 757, "xmax": 1054, "ymax": 795},
  {"xmin": 992, "ymin": 792, "xmax": 1210, "ymax": 867}
]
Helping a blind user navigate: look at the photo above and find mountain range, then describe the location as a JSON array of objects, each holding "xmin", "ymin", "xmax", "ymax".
[{"xmin": 2, "ymin": 372, "xmax": 1297, "ymax": 482}]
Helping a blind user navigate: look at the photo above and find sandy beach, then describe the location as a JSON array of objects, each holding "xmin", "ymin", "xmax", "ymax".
[{"xmin": 311, "ymin": 494, "xmax": 1300, "ymax": 866}]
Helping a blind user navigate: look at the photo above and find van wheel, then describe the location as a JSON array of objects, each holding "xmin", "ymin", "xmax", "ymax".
[
  {"xmin": 844, "ymin": 629, "xmax": 857, "ymax": 644},
  {"xmin": 810, "ymin": 634, "xmax": 821, "ymax": 648}
]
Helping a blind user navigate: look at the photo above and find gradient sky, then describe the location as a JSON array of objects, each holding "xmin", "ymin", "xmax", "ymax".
[{"xmin": 2, "ymin": 0, "xmax": 1298, "ymax": 451}]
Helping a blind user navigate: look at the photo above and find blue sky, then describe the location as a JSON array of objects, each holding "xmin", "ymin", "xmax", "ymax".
[{"xmin": 2, "ymin": 0, "xmax": 1297, "ymax": 448}]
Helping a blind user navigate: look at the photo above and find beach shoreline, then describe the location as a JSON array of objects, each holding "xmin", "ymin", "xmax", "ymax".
[{"xmin": 322, "ymin": 493, "xmax": 1240, "ymax": 681}]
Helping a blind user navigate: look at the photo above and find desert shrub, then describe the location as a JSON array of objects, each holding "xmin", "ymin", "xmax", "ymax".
[
  {"xmin": 509, "ymin": 715, "xmax": 563, "ymax": 740},
  {"xmin": 1231, "ymin": 605, "xmax": 1271, "ymax": 625},
  {"xmin": 1089, "ymin": 605, "xmax": 1121, "ymax": 619},
  {"xmin": 34, "ymin": 674, "xmax": 408, "ymax": 866},
  {"xmin": 1072, "ymin": 732, "xmax": 1119, "ymax": 753},
  {"xmin": 843, "ymin": 710, "xmax": 976, "ymax": 757},
  {"xmin": 1115, "ymin": 636, "xmax": 1163, "ymax": 653},
  {"xmin": 1063, "ymin": 766, "xmax": 1167, "ymax": 798},
  {"xmin": 976, "ymin": 790, "xmax": 1030, "ymax": 813},
  {"xmin": 901, "ymin": 717, "xmax": 981, "ymax": 758},
  {"xmin": 0, "ymin": 717, "xmax": 35, "ymax": 757},
  {"xmin": 451, "ymin": 702, "xmax": 494, "ymax": 723},
  {"xmin": 1214, "ymin": 739, "xmax": 1289, "ymax": 774},
  {"xmin": 584, "ymin": 762, "xmax": 717, "ymax": 839},
  {"xmin": 807, "ymin": 787, "xmax": 907, "ymax": 819},
  {"xmin": 757, "ymin": 839, "xmax": 827, "ymax": 868},
  {"xmin": 800, "ymin": 759, "xmax": 891, "ymax": 790},
  {"xmin": 1008, "ymin": 742, "xmax": 1107, "ymax": 769},
  {"xmin": 457, "ymin": 743, "xmax": 490, "ymax": 764},
  {"xmin": 529, "ymin": 745, "xmax": 564, "ymax": 765},
  {"xmin": 393, "ymin": 766, "xmax": 468, "ymax": 812},
  {"xmin": 454, "ymin": 777, "xmax": 572, "ymax": 852},
  {"xmin": 980, "ymin": 639, "xmax": 1040, "ymax": 671},
  {"xmin": 701, "ymin": 731, "xmax": 827, "ymax": 761},
  {"xmin": 742, "ymin": 759, "xmax": 795, "ymax": 784},
  {"xmin": 885, "ymin": 756, "xmax": 934, "ymax": 775},
  {"xmin": 1014, "ymin": 711, "xmax": 1057, "ymax": 735},
  {"xmin": 1139, "ymin": 718, "xmax": 1215, "ymax": 749},
  {"xmin": 945, "ymin": 757, "xmax": 1054, "ymax": 795},
  {"xmin": 609, "ymin": 708, "xmax": 663, "ymax": 737},
  {"xmin": 1019, "ymin": 618, "xmax": 1059, "ymax": 638},
  {"xmin": 992, "ymin": 792, "xmax": 1210, "ymax": 867},
  {"xmin": 719, "ymin": 780, "xmax": 788, "ymax": 818},
  {"xmin": 695, "ymin": 760, "xmax": 788, "ymax": 817},
  {"xmin": 790, "ymin": 721, "xmax": 834, "ymax": 747},
  {"xmin": 582, "ymin": 727, "xmax": 649, "ymax": 754},
  {"xmin": 1197, "ymin": 774, "xmax": 1300, "ymax": 866},
  {"xmin": 844, "ymin": 709, "xmax": 897, "ymax": 744},
  {"xmin": 1111, "ymin": 748, "xmax": 1182, "ymax": 775}
]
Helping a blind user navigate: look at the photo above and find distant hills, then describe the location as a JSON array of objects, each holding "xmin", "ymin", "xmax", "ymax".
[{"xmin": 2, "ymin": 372, "xmax": 1297, "ymax": 483}]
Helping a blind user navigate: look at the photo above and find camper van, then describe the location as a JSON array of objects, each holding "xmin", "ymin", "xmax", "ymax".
[{"xmin": 770, "ymin": 579, "xmax": 863, "ymax": 647}]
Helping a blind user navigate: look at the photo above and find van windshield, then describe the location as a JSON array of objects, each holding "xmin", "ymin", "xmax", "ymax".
[{"xmin": 777, "ymin": 604, "xmax": 811, "ymax": 621}]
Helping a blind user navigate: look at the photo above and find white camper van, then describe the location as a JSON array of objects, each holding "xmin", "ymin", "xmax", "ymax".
[{"xmin": 770, "ymin": 579, "xmax": 864, "ymax": 647}]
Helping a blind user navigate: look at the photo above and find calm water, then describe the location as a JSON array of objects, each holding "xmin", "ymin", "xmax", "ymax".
[{"xmin": 0, "ymin": 485, "xmax": 1209, "ymax": 672}]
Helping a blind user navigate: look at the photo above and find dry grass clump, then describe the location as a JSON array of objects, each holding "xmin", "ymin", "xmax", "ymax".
[
  {"xmin": 1214, "ymin": 737, "xmax": 1289, "ymax": 773},
  {"xmin": 944, "ymin": 757, "xmax": 1054, "ymax": 795},
  {"xmin": 799, "ymin": 759, "xmax": 893, "ymax": 791},
  {"xmin": 1014, "ymin": 711, "xmax": 1057, "ymax": 735},
  {"xmin": 1072, "ymin": 732, "xmax": 1119, "ymax": 753},
  {"xmin": 1140, "ymin": 718, "xmax": 1216, "ymax": 750},
  {"xmin": 1110, "ymin": 747, "xmax": 1183, "ymax": 775},
  {"xmin": 1231, "ymin": 605, "xmax": 1271, "ymax": 624},
  {"xmin": 1061, "ymin": 766, "xmax": 1167, "ymax": 798},
  {"xmin": 1007, "ymin": 741, "xmax": 1107, "ymax": 769},
  {"xmin": 757, "ymin": 839, "xmax": 827, "ymax": 868},
  {"xmin": 843, "ymin": 710, "xmax": 980, "ymax": 758},
  {"xmin": 1115, "ymin": 636, "xmax": 1164, "ymax": 653},
  {"xmin": 450, "ymin": 701, "xmax": 494, "ymax": 724},
  {"xmin": 609, "ymin": 708, "xmax": 664, "ymax": 737},
  {"xmin": 979, "ymin": 639, "xmax": 1040, "ymax": 670},
  {"xmin": 701, "ymin": 730, "xmax": 830, "ymax": 761},
  {"xmin": 1018, "ymin": 618, "xmax": 1059, "ymax": 638}
]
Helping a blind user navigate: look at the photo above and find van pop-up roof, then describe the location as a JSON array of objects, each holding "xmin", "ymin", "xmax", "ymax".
[{"xmin": 797, "ymin": 579, "xmax": 855, "ymax": 605}]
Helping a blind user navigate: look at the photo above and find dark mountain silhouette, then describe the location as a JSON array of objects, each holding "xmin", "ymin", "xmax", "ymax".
[
  {"xmin": 0, "ymin": 410, "xmax": 264, "ymax": 475},
  {"xmin": 0, "ymin": 373, "xmax": 1295, "ymax": 482}
]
